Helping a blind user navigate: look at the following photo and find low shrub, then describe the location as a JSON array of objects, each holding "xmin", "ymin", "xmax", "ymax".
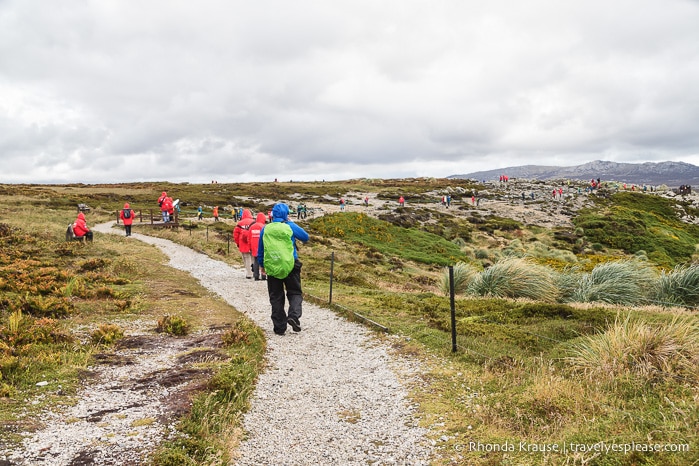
[
  {"xmin": 156, "ymin": 315, "xmax": 190, "ymax": 336},
  {"xmin": 91, "ymin": 323, "xmax": 125, "ymax": 345}
]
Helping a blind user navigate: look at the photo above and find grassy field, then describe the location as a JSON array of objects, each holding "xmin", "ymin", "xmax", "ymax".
[{"xmin": 1, "ymin": 180, "xmax": 698, "ymax": 465}]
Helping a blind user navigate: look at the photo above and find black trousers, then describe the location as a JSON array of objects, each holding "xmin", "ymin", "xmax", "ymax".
[
  {"xmin": 267, "ymin": 260, "xmax": 303, "ymax": 333},
  {"xmin": 124, "ymin": 225, "xmax": 132, "ymax": 236}
]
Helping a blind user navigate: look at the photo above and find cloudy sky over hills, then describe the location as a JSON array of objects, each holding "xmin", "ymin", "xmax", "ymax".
[{"xmin": 1, "ymin": 0, "xmax": 698, "ymax": 183}]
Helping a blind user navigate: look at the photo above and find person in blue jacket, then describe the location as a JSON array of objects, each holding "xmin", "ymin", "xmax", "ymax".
[{"xmin": 257, "ymin": 202, "xmax": 309, "ymax": 335}]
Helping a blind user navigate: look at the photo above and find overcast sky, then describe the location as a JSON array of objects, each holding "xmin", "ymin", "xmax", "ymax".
[{"xmin": 1, "ymin": 0, "xmax": 698, "ymax": 184}]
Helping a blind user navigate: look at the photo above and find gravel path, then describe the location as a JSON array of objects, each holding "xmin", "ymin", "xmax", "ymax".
[{"xmin": 1, "ymin": 223, "xmax": 434, "ymax": 465}]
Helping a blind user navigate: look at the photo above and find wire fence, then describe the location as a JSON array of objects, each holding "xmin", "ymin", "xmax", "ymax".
[{"xmin": 308, "ymin": 259, "xmax": 698, "ymax": 384}]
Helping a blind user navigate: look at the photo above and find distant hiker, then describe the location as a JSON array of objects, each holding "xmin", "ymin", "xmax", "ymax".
[
  {"xmin": 119, "ymin": 203, "xmax": 135, "ymax": 237},
  {"xmin": 161, "ymin": 196, "xmax": 174, "ymax": 223},
  {"xmin": 297, "ymin": 203, "xmax": 304, "ymax": 219},
  {"xmin": 364, "ymin": 196, "xmax": 369, "ymax": 207},
  {"xmin": 398, "ymin": 196, "xmax": 405, "ymax": 207},
  {"xmin": 339, "ymin": 198, "xmax": 346, "ymax": 211},
  {"xmin": 471, "ymin": 195, "xmax": 475, "ymax": 205},
  {"xmin": 72, "ymin": 212, "xmax": 93, "ymax": 242},
  {"xmin": 234, "ymin": 209, "xmax": 255, "ymax": 279},
  {"xmin": 158, "ymin": 191, "xmax": 169, "ymax": 222},
  {"xmin": 213, "ymin": 206, "xmax": 219, "ymax": 222},
  {"xmin": 249, "ymin": 212, "xmax": 268, "ymax": 281},
  {"xmin": 446, "ymin": 195, "xmax": 451, "ymax": 208},
  {"xmin": 197, "ymin": 206, "xmax": 203, "ymax": 220},
  {"xmin": 167, "ymin": 197, "xmax": 176, "ymax": 222},
  {"xmin": 257, "ymin": 202, "xmax": 309, "ymax": 335}
]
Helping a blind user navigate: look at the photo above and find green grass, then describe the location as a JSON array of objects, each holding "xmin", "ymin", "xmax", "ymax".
[
  {"xmin": 307, "ymin": 212, "xmax": 468, "ymax": 266},
  {"xmin": 574, "ymin": 192, "xmax": 699, "ymax": 266}
]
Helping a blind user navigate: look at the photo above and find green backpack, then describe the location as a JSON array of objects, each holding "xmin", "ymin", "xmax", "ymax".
[{"xmin": 262, "ymin": 222, "xmax": 295, "ymax": 279}]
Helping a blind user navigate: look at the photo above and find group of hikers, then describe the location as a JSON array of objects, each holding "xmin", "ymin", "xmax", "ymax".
[{"xmin": 69, "ymin": 195, "xmax": 310, "ymax": 337}]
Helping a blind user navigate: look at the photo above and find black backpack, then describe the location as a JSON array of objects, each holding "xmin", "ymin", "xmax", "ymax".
[{"xmin": 123, "ymin": 209, "xmax": 131, "ymax": 219}]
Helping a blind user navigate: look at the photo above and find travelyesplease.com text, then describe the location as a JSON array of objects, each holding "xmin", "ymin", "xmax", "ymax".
[{"xmin": 468, "ymin": 441, "xmax": 689, "ymax": 455}]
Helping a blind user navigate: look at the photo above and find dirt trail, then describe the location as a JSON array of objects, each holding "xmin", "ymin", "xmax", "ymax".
[{"xmin": 1, "ymin": 222, "xmax": 433, "ymax": 465}]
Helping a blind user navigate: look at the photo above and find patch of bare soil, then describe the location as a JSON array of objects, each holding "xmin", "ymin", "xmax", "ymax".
[{"xmin": 1, "ymin": 328, "xmax": 229, "ymax": 465}]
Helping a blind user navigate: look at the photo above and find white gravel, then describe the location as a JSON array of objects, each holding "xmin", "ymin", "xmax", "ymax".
[{"xmin": 0, "ymin": 223, "xmax": 434, "ymax": 465}]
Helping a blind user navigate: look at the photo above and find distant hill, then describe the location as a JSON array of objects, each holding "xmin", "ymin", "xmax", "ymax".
[{"xmin": 449, "ymin": 160, "xmax": 699, "ymax": 187}]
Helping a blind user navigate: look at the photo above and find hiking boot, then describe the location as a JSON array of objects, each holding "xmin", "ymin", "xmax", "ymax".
[{"xmin": 287, "ymin": 317, "xmax": 301, "ymax": 332}]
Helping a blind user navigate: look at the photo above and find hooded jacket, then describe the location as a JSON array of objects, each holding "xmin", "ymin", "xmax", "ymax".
[
  {"xmin": 119, "ymin": 203, "xmax": 135, "ymax": 225},
  {"xmin": 257, "ymin": 203, "xmax": 309, "ymax": 276},
  {"xmin": 73, "ymin": 212, "xmax": 90, "ymax": 237},
  {"xmin": 249, "ymin": 212, "xmax": 267, "ymax": 257},
  {"xmin": 233, "ymin": 209, "xmax": 255, "ymax": 253}
]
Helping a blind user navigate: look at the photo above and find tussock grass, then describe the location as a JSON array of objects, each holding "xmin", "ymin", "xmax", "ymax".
[
  {"xmin": 654, "ymin": 264, "xmax": 699, "ymax": 307},
  {"xmin": 568, "ymin": 314, "xmax": 699, "ymax": 383},
  {"xmin": 467, "ymin": 257, "xmax": 560, "ymax": 302},
  {"xmin": 438, "ymin": 261, "xmax": 478, "ymax": 296},
  {"xmin": 569, "ymin": 260, "xmax": 657, "ymax": 305}
]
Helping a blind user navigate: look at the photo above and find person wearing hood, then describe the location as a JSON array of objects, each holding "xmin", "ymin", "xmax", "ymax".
[
  {"xmin": 72, "ymin": 212, "xmax": 93, "ymax": 242},
  {"xmin": 119, "ymin": 203, "xmax": 135, "ymax": 236},
  {"xmin": 234, "ymin": 209, "xmax": 255, "ymax": 278},
  {"xmin": 157, "ymin": 191, "xmax": 168, "ymax": 222},
  {"xmin": 160, "ymin": 194, "xmax": 173, "ymax": 223},
  {"xmin": 257, "ymin": 202, "xmax": 309, "ymax": 335},
  {"xmin": 249, "ymin": 212, "xmax": 268, "ymax": 281}
]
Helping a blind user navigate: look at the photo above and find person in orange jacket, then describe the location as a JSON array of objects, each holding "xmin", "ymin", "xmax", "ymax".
[
  {"xmin": 233, "ymin": 209, "xmax": 255, "ymax": 278},
  {"xmin": 213, "ymin": 206, "xmax": 219, "ymax": 222},
  {"xmin": 119, "ymin": 203, "xmax": 135, "ymax": 237},
  {"xmin": 249, "ymin": 212, "xmax": 268, "ymax": 281},
  {"xmin": 72, "ymin": 212, "xmax": 93, "ymax": 242}
]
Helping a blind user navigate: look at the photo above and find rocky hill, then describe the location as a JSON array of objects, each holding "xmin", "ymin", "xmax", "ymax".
[{"xmin": 449, "ymin": 160, "xmax": 699, "ymax": 187}]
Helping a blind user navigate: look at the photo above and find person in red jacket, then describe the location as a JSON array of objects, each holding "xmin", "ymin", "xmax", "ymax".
[
  {"xmin": 157, "ymin": 191, "xmax": 168, "ymax": 222},
  {"xmin": 249, "ymin": 212, "xmax": 268, "ymax": 281},
  {"xmin": 160, "ymin": 196, "xmax": 173, "ymax": 223},
  {"xmin": 119, "ymin": 203, "xmax": 135, "ymax": 237},
  {"xmin": 72, "ymin": 212, "xmax": 93, "ymax": 242},
  {"xmin": 233, "ymin": 209, "xmax": 255, "ymax": 278}
]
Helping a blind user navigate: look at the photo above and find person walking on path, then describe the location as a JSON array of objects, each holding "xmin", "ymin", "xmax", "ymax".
[
  {"xmin": 257, "ymin": 202, "xmax": 309, "ymax": 335},
  {"xmin": 249, "ymin": 212, "xmax": 268, "ymax": 281},
  {"xmin": 212, "ymin": 206, "xmax": 220, "ymax": 222},
  {"xmin": 119, "ymin": 203, "xmax": 135, "ymax": 237},
  {"xmin": 398, "ymin": 196, "xmax": 405, "ymax": 207},
  {"xmin": 72, "ymin": 212, "xmax": 93, "ymax": 242},
  {"xmin": 197, "ymin": 206, "xmax": 203, "ymax": 220},
  {"xmin": 234, "ymin": 209, "xmax": 255, "ymax": 279}
]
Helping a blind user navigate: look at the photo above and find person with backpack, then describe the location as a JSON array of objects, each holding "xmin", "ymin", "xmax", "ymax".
[
  {"xmin": 233, "ymin": 209, "xmax": 255, "ymax": 278},
  {"xmin": 249, "ymin": 212, "xmax": 268, "ymax": 281},
  {"xmin": 119, "ymin": 203, "xmax": 135, "ymax": 236},
  {"xmin": 257, "ymin": 202, "xmax": 309, "ymax": 335}
]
